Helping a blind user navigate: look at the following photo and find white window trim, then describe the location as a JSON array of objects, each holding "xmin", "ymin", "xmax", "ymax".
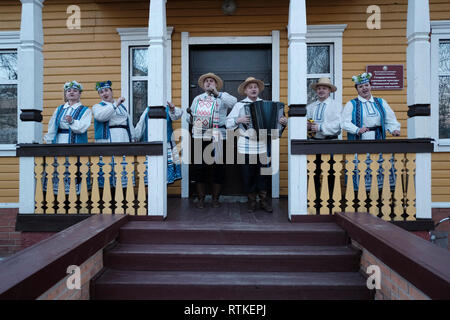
[
  {"xmin": 306, "ymin": 25, "xmax": 346, "ymax": 108},
  {"xmin": 431, "ymin": 20, "xmax": 450, "ymax": 152},
  {"xmin": 180, "ymin": 32, "xmax": 281, "ymax": 198},
  {"xmin": 117, "ymin": 27, "xmax": 173, "ymax": 121},
  {"xmin": 0, "ymin": 31, "xmax": 20, "ymax": 156}
]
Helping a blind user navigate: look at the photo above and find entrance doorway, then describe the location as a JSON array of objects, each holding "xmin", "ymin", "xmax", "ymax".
[{"xmin": 188, "ymin": 44, "xmax": 272, "ymax": 196}]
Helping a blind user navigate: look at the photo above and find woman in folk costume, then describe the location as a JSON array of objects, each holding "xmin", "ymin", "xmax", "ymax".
[
  {"xmin": 306, "ymin": 77, "xmax": 342, "ymax": 140},
  {"xmin": 342, "ymin": 72, "xmax": 400, "ymax": 191},
  {"xmin": 341, "ymin": 72, "xmax": 400, "ymax": 140},
  {"xmin": 135, "ymin": 102, "xmax": 183, "ymax": 184},
  {"xmin": 187, "ymin": 73, "xmax": 237, "ymax": 209},
  {"xmin": 44, "ymin": 81, "xmax": 91, "ymax": 144},
  {"xmin": 226, "ymin": 77, "xmax": 287, "ymax": 213},
  {"xmin": 44, "ymin": 81, "xmax": 92, "ymax": 196},
  {"xmin": 92, "ymin": 80, "xmax": 136, "ymax": 143}
]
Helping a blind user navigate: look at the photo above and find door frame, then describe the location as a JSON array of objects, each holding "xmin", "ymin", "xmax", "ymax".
[{"xmin": 180, "ymin": 31, "xmax": 281, "ymax": 198}]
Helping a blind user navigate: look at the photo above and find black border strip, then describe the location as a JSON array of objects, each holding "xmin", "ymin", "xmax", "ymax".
[
  {"xmin": 288, "ymin": 104, "xmax": 307, "ymax": 117},
  {"xmin": 16, "ymin": 142, "xmax": 164, "ymax": 157},
  {"xmin": 20, "ymin": 109, "xmax": 43, "ymax": 122},
  {"xmin": 291, "ymin": 138, "xmax": 434, "ymax": 155},
  {"xmin": 407, "ymin": 104, "xmax": 430, "ymax": 117},
  {"xmin": 15, "ymin": 214, "xmax": 92, "ymax": 232},
  {"xmin": 391, "ymin": 219, "xmax": 435, "ymax": 231}
]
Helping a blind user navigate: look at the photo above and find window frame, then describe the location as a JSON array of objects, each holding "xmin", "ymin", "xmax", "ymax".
[
  {"xmin": 129, "ymin": 46, "xmax": 150, "ymax": 125},
  {"xmin": 431, "ymin": 20, "xmax": 450, "ymax": 152},
  {"xmin": 306, "ymin": 43, "xmax": 334, "ymax": 104},
  {"xmin": 0, "ymin": 31, "xmax": 20, "ymax": 156},
  {"xmin": 117, "ymin": 27, "xmax": 173, "ymax": 125},
  {"xmin": 306, "ymin": 25, "xmax": 346, "ymax": 108}
]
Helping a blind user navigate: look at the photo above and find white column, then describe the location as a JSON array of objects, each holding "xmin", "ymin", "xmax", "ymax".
[
  {"xmin": 406, "ymin": 0, "xmax": 431, "ymax": 220},
  {"xmin": 407, "ymin": 0, "xmax": 431, "ymax": 138},
  {"xmin": 288, "ymin": 0, "xmax": 308, "ymax": 219},
  {"xmin": 18, "ymin": 0, "xmax": 44, "ymax": 214},
  {"xmin": 180, "ymin": 31, "xmax": 190, "ymax": 198},
  {"xmin": 147, "ymin": 0, "xmax": 167, "ymax": 218}
]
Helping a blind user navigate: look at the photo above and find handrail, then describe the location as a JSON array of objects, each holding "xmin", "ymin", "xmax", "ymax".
[
  {"xmin": 335, "ymin": 212, "xmax": 450, "ymax": 300},
  {"xmin": 0, "ymin": 214, "xmax": 129, "ymax": 299},
  {"xmin": 16, "ymin": 142, "xmax": 164, "ymax": 157},
  {"xmin": 291, "ymin": 138, "xmax": 434, "ymax": 155}
]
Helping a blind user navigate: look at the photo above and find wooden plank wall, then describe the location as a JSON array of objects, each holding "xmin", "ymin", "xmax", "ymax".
[
  {"xmin": 0, "ymin": 0, "xmax": 448, "ymax": 203},
  {"xmin": 0, "ymin": 0, "xmax": 20, "ymax": 203}
]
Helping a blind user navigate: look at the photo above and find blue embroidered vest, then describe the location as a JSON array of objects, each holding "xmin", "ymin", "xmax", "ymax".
[
  {"xmin": 347, "ymin": 97, "xmax": 386, "ymax": 140},
  {"xmin": 141, "ymin": 105, "xmax": 172, "ymax": 142},
  {"xmin": 94, "ymin": 102, "xmax": 131, "ymax": 141},
  {"xmin": 53, "ymin": 104, "xmax": 89, "ymax": 143}
]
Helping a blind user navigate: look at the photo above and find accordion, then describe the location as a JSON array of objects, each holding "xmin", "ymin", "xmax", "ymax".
[{"xmin": 243, "ymin": 100, "xmax": 285, "ymax": 139}]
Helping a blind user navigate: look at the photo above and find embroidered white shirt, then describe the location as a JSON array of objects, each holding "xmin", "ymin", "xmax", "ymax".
[
  {"xmin": 187, "ymin": 92, "xmax": 237, "ymax": 139},
  {"xmin": 226, "ymin": 97, "xmax": 285, "ymax": 155},
  {"xmin": 92, "ymin": 100, "xmax": 136, "ymax": 143},
  {"xmin": 341, "ymin": 95, "xmax": 401, "ymax": 137},
  {"xmin": 306, "ymin": 97, "xmax": 342, "ymax": 139}
]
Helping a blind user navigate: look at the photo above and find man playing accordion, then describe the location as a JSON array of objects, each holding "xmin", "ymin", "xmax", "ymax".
[{"xmin": 226, "ymin": 77, "xmax": 287, "ymax": 213}]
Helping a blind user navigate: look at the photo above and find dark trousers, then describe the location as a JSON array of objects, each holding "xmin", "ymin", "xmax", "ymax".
[
  {"xmin": 240, "ymin": 153, "xmax": 270, "ymax": 194},
  {"xmin": 191, "ymin": 138, "xmax": 226, "ymax": 184}
]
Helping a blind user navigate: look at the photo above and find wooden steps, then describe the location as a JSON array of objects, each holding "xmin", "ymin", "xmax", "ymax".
[
  {"xmin": 93, "ymin": 270, "xmax": 372, "ymax": 300},
  {"xmin": 91, "ymin": 220, "xmax": 373, "ymax": 300},
  {"xmin": 104, "ymin": 244, "xmax": 360, "ymax": 272},
  {"xmin": 119, "ymin": 221, "xmax": 348, "ymax": 245}
]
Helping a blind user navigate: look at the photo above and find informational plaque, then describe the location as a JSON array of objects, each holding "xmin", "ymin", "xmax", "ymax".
[{"xmin": 366, "ymin": 65, "xmax": 404, "ymax": 90}]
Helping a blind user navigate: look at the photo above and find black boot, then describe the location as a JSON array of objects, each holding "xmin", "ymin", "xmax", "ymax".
[
  {"xmin": 247, "ymin": 192, "xmax": 257, "ymax": 213},
  {"xmin": 259, "ymin": 190, "xmax": 273, "ymax": 213},
  {"xmin": 195, "ymin": 182, "xmax": 206, "ymax": 209},
  {"xmin": 212, "ymin": 183, "xmax": 222, "ymax": 208}
]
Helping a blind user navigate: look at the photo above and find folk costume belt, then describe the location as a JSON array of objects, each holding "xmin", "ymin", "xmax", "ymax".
[
  {"xmin": 310, "ymin": 135, "xmax": 339, "ymax": 140},
  {"xmin": 366, "ymin": 126, "xmax": 382, "ymax": 132}
]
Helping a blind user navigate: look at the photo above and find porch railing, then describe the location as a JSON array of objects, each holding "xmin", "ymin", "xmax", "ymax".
[
  {"xmin": 290, "ymin": 139, "xmax": 434, "ymax": 221},
  {"xmin": 17, "ymin": 142, "xmax": 163, "ymax": 215}
]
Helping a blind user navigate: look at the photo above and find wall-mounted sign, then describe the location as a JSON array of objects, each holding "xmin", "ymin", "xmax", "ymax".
[{"xmin": 366, "ymin": 65, "xmax": 404, "ymax": 90}]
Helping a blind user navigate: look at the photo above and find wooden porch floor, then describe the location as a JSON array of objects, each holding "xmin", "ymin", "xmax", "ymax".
[{"xmin": 165, "ymin": 196, "xmax": 290, "ymax": 224}]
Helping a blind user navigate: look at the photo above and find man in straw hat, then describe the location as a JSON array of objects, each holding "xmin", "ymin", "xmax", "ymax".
[
  {"xmin": 342, "ymin": 72, "xmax": 400, "ymax": 140},
  {"xmin": 226, "ymin": 77, "xmax": 287, "ymax": 213},
  {"xmin": 187, "ymin": 72, "xmax": 237, "ymax": 209},
  {"xmin": 306, "ymin": 77, "xmax": 342, "ymax": 140}
]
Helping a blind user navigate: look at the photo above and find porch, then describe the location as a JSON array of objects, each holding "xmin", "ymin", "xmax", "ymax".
[
  {"xmin": 13, "ymin": 137, "xmax": 435, "ymax": 234},
  {"xmin": 14, "ymin": 0, "xmax": 435, "ymax": 227}
]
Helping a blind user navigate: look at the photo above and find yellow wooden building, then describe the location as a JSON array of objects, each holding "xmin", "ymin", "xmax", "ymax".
[{"xmin": 0, "ymin": 0, "xmax": 448, "ymax": 218}]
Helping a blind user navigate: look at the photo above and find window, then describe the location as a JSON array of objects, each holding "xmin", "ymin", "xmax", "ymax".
[
  {"xmin": 431, "ymin": 21, "xmax": 450, "ymax": 151},
  {"xmin": 306, "ymin": 44, "xmax": 333, "ymax": 104},
  {"xmin": 438, "ymin": 40, "xmax": 450, "ymax": 140},
  {"xmin": 130, "ymin": 47, "xmax": 149, "ymax": 125},
  {"xmin": 306, "ymin": 25, "xmax": 346, "ymax": 107},
  {"xmin": 117, "ymin": 27, "xmax": 173, "ymax": 126},
  {"xmin": 0, "ymin": 31, "xmax": 19, "ymax": 154},
  {"xmin": 0, "ymin": 50, "xmax": 17, "ymax": 144}
]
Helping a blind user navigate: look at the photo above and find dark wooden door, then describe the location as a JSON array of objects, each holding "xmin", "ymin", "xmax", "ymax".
[{"xmin": 189, "ymin": 44, "xmax": 272, "ymax": 196}]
